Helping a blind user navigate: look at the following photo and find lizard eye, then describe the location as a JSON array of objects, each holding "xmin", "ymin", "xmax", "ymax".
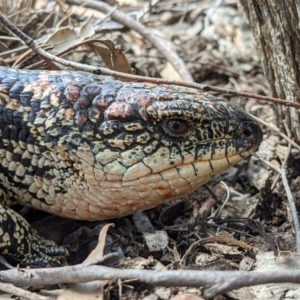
[{"xmin": 163, "ymin": 119, "xmax": 189, "ymax": 136}]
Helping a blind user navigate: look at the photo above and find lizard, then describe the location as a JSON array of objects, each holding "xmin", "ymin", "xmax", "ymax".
[{"xmin": 0, "ymin": 67, "xmax": 263, "ymax": 266}]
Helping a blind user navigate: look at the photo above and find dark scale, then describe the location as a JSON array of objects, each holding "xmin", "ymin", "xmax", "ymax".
[
  {"xmin": 81, "ymin": 121, "xmax": 95, "ymax": 140},
  {"xmin": 28, "ymin": 109, "xmax": 37, "ymax": 124},
  {"xmin": 9, "ymin": 82, "xmax": 25, "ymax": 101},
  {"xmin": 20, "ymin": 156, "xmax": 31, "ymax": 168},
  {"xmin": 12, "ymin": 111, "xmax": 23, "ymax": 128},
  {"xmin": 33, "ymin": 166, "xmax": 51, "ymax": 178},
  {"xmin": 3, "ymin": 107, "xmax": 14, "ymax": 126},
  {"xmin": 9, "ymin": 126, "xmax": 19, "ymax": 143},
  {"xmin": 210, "ymin": 142, "xmax": 217, "ymax": 157},
  {"xmin": 1, "ymin": 77, "xmax": 18, "ymax": 91},
  {"xmin": 55, "ymin": 82, "xmax": 69, "ymax": 94},
  {"xmin": 83, "ymin": 83, "xmax": 103, "ymax": 100},
  {"xmin": 0, "ymin": 110, "xmax": 6, "ymax": 130},
  {"xmin": 26, "ymin": 72, "xmax": 39, "ymax": 83},
  {"xmin": 19, "ymin": 91, "xmax": 33, "ymax": 107},
  {"xmin": 60, "ymin": 98, "xmax": 75, "ymax": 109},
  {"xmin": 18, "ymin": 128, "xmax": 30, "ymax": 145},
  {"xmin": 100, "ymin": 80, "xmax": 123, "ymax": 100},
  {"xmin": 2, "ymin": 126, "xmax": 10, "ymax": 143},
  {"xmin": 30, "ymin": 97, "xmax": 41, "ymax": 112},
  {"xmin": 39, "ymin": 97, "xmax": 52, "ymax": 112}
]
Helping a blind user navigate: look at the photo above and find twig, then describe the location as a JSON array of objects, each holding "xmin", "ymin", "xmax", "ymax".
[
  {"xmin": 245, "ymin": 220, "xmax": 278, "ymax": 255},
  {"xmin": 0, "ymin": 11, "xmax": 299, "ymax": 109},
  {"xmin": 180, "ymin": 236, "xmax": 251, "ymax": 267},
  {"xmin": 259, "ymin": 158, "xmax": 281, "ymax": 174},
  {"xmin": 3, "ymin": 255, "xmax": 300, "ymax": 298},
  {"xmin": 250, "ymin": 114, "xmax": 300, "ymax": 150},
  {"xmin": 0, "ymin": 282, "xmax": 53, "ymax": 300},
  {"xmin": 203, "ymin": 0, "xmax": 223, "ymax": 33},
  {"xmin": 56, "ymin": 0, "xmax": 73, "ymax": 29},
  {"xmin": 140, "ymin": 0, "xmax": 160, "ymax": 20},
  {"xmin": 93, "ymin": 5, "xmax": 118, "ymax": 27},
  {"xmin": 66, "ymin": 0, "xmax": 193, "ymax": 82},
  {"xmin": 208, "ymin": 222, "xmax": 255, "ymax": 238}
]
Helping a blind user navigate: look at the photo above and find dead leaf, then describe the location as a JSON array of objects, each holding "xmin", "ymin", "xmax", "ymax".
[
  {"xmin": 91, "ymin": 40, "xmax": 133, "ymax": 80},
  {"xmin": 44, "ymin": 27, "xmax": 82, "ymax": 53},
  {"xmin": 58, "ymin": 224, "xmax": 115, "ymax": 300},
  {"xmin": 84, "ymin": 223, "xmax": 114, "ymax": 263},
  {"xmin": 91, "ymin": 45, "xmax": 114, "ymax": 70},
  {"xmin": 44, "ymin": 16, "xmax": 95, "ymax": 53},
  {"xmin": 160, "ymin": 61, "xmax": 181, "ymax": 81},
  {"xmin": 79, "ymin": 16, "xmax": 95, "ymax": 40}
]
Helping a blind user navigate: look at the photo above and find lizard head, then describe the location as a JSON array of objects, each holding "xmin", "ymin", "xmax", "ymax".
[{"xmin": 79, "ymin": 84, "xmax": 263, "ymax": 219}]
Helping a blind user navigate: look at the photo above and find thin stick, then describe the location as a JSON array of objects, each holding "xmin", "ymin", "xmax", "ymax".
[
  {"xmin": 2, "ymin": 257, "xmax": 300, "ymax": 298},
  {"xmin": 0, "ymin": 282, "xmax": 52, "ymax": 300},
  {"xmin": 250, "ymin": 114, "xmax": 300, "ymax": 150}
]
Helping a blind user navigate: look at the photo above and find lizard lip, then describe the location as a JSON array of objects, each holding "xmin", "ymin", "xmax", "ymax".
[{"xmin": 234, "ymin": 120, "xmax": 263, "ymax": 157}]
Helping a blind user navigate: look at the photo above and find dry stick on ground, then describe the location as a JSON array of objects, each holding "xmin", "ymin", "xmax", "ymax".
[
  {"xmin": 64, "ymin": 0, "xmax": 193, "ymax": 82},
  {"xmin": 0, "ymin": 11, "xmax": 298, "ymax": 109},
  {"xmin": 2, "ymin": 254, "xmax": 300, "ymax": 298},
  {"xmin": 0, "ymin": 282, "xmax": 52, "ymax": 300}
]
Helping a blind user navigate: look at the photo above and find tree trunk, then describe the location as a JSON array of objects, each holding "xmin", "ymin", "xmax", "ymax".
[{"xmin": 240, "ymin": 0, "xmax": 300, "ymax": 141}]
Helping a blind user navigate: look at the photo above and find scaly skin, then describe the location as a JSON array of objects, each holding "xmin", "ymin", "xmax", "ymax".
[{"xmin": 0, "ymin": 67, "xmax": 262, "ymax": 266}]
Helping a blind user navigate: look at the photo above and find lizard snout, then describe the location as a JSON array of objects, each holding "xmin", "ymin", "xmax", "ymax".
[{"xmin": 234, "ymin": 120, "xmax": 263, "ymax": 158}]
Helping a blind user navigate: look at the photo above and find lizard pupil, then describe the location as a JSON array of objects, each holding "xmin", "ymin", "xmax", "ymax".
[{"xmin": 166, "ymin": 119, "xmax": 188, "ymax": 135}]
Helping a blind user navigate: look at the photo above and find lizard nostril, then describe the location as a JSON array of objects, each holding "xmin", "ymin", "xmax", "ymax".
[
  {"xmin": 234, "ymin": 121, "xmax": 263, "ymax": 157},
  {"xmin": 243, "ymin": 129, "xmax": 252, "ymax": 137}
]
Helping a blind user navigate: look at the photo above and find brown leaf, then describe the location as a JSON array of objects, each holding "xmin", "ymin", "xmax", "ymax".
[
  {"xmin": 79, "ymin": 16, "xmax": 95, "ymax": 39},
  {"xmin": 44, "ymin": 27, "xmax": 82, "ymax": 53},
  {"xmin": 91, "ymin": 39, "xmax": 133, "ymax": 80},
  {"xmin": 91, "ymin": 45, "xmax": 114, "ymax": 70},
  {"xmin": 44, "ymin": 17, "xmax": 95, "ymax": 53},
  {"xmin": 58, "ymin": 224, "xmax": 115, "ymax": 300}
]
